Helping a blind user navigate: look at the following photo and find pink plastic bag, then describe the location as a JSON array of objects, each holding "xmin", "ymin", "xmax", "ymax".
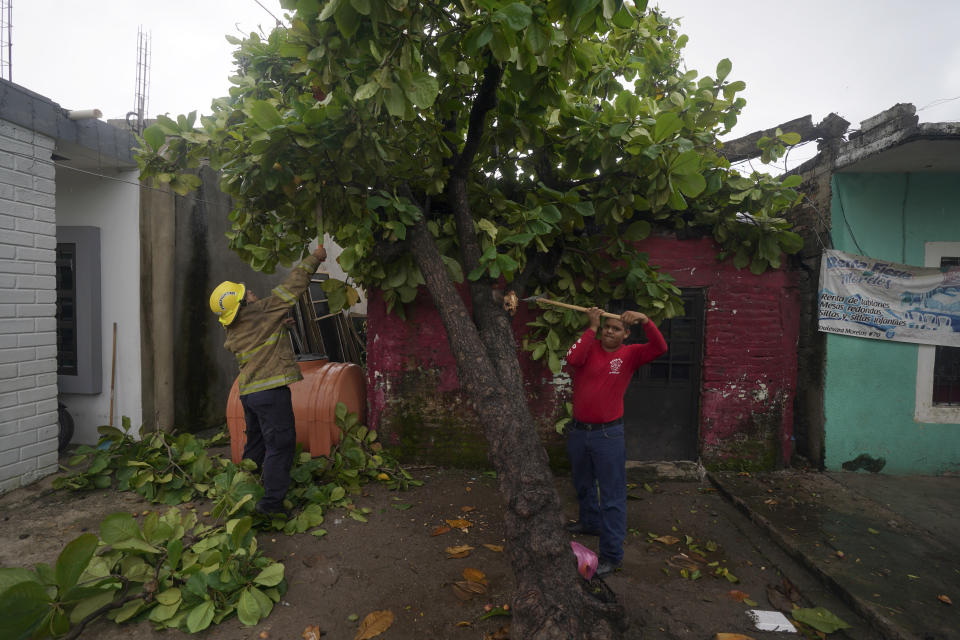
[{"xmin": 570, "ymin": 540, "xmax": 598, "ymax": 580}]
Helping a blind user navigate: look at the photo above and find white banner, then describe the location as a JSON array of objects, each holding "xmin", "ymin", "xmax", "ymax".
[{"xmin": 818, "ymin": 249, "xmax": 960, "ymax": 346}]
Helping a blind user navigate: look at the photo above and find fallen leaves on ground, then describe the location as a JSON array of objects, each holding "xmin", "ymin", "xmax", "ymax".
[
  {"xmin": 791, "ymin": 607, "xmax": 851, "ymax": 633},
  {"xmin": 483, "ymin": 543, "xmax": 504, "ymax": 552},
  {"xmin": 463, "ymin": 567, "xmax": 488, "ymax": 584},
  {"xmin": 727, "ymin": 590, "xmax": 755, "ymax": 606},
  {"xmin": 452, "ymin": 580, "xmax": 488, "ymax": 600},
  {"xmin": 938, "ymin": 594, "xmax": 952, "ymax": 605},
  {"xmin": 302, "ymin": 625, "xmax": 323, "ymax": 640},
  {"xmin": 446, "ymin": 544, "xmax": 474, "ymax": 558},
  {"xmin": 653, "ymin": 535, "xmax": 681, "ymax": 545},
  {"xmin": 353, "ymin": 610, "xmax": 394, "ymax": 640},
  {"xmin": 431, "ymin": 525, "xmax": 451, "ymax": 536},
  {"xmin": 714, "ymin": 634, "xmax": 756, "ymax": 640},
  {"xmin": 446, "ymin": 518, "xmax": 473, "ymax": 530},
  {"xmin": 461, "ymin": 506, "xmax": 476, "ymax": 512}
]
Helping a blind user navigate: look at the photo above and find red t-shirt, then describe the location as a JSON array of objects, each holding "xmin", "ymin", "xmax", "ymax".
[{"xmin": 565, "ymin": 322, "xmax": 668, "ymax": 424}]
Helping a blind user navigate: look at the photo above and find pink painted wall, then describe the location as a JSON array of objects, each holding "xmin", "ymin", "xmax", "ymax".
[{"xmin": 366, "ymin": 233, "xmax": 800, "ymax": 467}]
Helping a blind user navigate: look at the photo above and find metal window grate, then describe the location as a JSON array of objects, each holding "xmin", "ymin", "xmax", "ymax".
[
  {"xmin": 933, "ymin": 256, "xmax": 960, "ymax": 405},
  {"xmin": 56, "ymin": 243, "xmax": 78, "ymax": 376}
]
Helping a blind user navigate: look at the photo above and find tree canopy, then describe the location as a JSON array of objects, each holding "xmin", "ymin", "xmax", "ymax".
[
  {"xmin": 137, "ymin": 1, "xmax": 802, "ymax": 636},
  {"xmin": 138, "ymin": 0, "xmax": 801, "ymax": 371}
]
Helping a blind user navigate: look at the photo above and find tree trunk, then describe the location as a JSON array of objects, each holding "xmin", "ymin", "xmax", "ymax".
[{"xmin": 407, "ymin": 221, "xmax": 629, "ymax": 638}]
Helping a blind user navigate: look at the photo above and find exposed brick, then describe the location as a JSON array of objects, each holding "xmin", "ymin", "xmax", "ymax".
[
  {"xmin": 18, "ymin": 332, "xmax": 55, "ymax": 347},
  {"xmin": 0, "ymin": 430, "xmax": 36, "ymax": 453},
  {"xmin": 0, "ymin": 347, "xmax": 34, "ymax": 364},
  {"xmin": 16, "ymin": 247, "xmax": 54, "ymax": 262},
  {"xmin": 15, "ymin": 275, "xmax": 55, "ymax": 290},
  {"xmin": 0, "ymin": 459, "xmax": 35, "ymax": 483},
  {"xmin": 36, "ymin": 451, "xmax": 59, "ymax": 471},
  {"xmin": 0, "ymin": 377, "xmax": 34, "ymax": 394},
  {"xmin": 35, "ymin": 289, "xmax": 56, "ymax": 304},
  {"xmin": 0, "ymin": 214, "xmax": 12, "ymax": 230},
  {"xmin": 19, "ymin": 385, "xmax": 56, "ymax": 405},
  {"xmin": 0, "ymin": 391, "xmax": 16, "ymax": 408},
  {"xmin": 0, "ymin": 166, "xmax": 33, "ymax": 188},
  {"xmin": 34, "ymin": 234, "xmax": 57, "ymax": 250},
  {"xmin": 0, "ymin": 229, "xmax": 36, "ymax": 248},
  {"xmin": 35, "ymin": 207, "xmax": 55, "ymax": 223},
  {"xmin": 15, "ymin": 156, "xmax": 56, "ymax": 179},
  {"xmin": 36, "ymin": 398, "xmax": 57, "ymax": 414},
  {"xmin": 0, "ymin": 304, "xmax": 14, "ymax": 317},
  {"xmin": 19, "ymin": 411, "xmax": 57, "ymax": 431},
  {"xmin": 36, "ymin": 344, "xmax": 57, "ymax": 359},
  {"xmin": 0, "ymin": 363, "xmax": 16, "ymax": 379},
  {"xmin": 21, "ymin": 438, "xmax": 57, "ymax": 460},
  {"xmin": 13, "ymin": 188, "xmax": 54, "ymax": 208},
  {"xmin": 17, "ymin": 359, "xmax": 54, "ymax": 376},
  {"xmin": 36, "ymin": 424, "xmax": 58, "ymax": 441},
  {"xmin": 0, "ymin": 449, "xmax": 17, "ymax": 466},
  {"xmin": 0, "ymin": 259, "xmax": 36, "ymax": 274},
  {"xmin": 15, "ymin": 218, "xmax": 55, "ymax": 236},
  {"xmin": 0, "ymin": 291, "xmax": 36, "ymax": 306},
  {"xmin": 34, "ymin": 262, "xmax": 55, "ymax": 276},
  {"xmin": 35, "ymin": 317, "xmax": 56, "ymax": 332},
  {"xmin": 16, "ymin": 303, "xmax": 56, "ymax": 317}
]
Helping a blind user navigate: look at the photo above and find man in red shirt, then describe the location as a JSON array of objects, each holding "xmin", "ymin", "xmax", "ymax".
[{"xmin": 564, "ymin": 307, "xmax": 668, "ymax": 577}]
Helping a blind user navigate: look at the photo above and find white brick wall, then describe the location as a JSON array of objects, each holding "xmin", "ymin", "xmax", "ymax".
[{"xmin": 0, "ymin": 118, "xmax": 59, "ymax": 493}]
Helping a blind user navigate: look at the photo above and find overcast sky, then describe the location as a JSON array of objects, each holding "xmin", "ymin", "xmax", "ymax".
[{"xmin": 10, "ymin": 0, "xmax": 960, "ymax": 172}]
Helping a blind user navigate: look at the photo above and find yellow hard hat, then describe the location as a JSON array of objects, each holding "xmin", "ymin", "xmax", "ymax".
[{"xmin": 209, "ymin": 281, "xmax": 246, "ymax": 326}]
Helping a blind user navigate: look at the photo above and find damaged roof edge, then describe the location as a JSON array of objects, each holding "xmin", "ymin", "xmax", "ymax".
[{"xmin": 0, "ymin": 78, "xmax": 137, "ymax": 170}]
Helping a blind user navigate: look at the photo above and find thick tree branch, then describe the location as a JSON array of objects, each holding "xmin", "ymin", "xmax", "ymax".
[{"xmin": 451, "ymin": 60, "xmax": 503, "ymax": 179}]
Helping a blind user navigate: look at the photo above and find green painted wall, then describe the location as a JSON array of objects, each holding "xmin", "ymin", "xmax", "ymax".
[{"xmin": 826, "ymin": 172, "xmax": 960, "ymax": 475}]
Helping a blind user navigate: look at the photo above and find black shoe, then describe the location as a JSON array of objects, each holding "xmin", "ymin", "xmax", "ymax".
[
  {"xmin": 596, "ymin": 560, "xmax": 621, "ymax": 578},
  {"xmin": 255, "ymin": 503, "xmax": 291, "ymax": 519},
  {"xmin": 564, "ymin": 521, "xmax": 600, "ymax": 535}
]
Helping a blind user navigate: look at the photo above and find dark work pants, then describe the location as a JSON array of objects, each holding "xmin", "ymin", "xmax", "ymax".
[
  {"xmin": 566, "ymin": 422, "xmax": 627, "ymax": 565},
  {"xmin": 240, "ymin": 386, "xmax": 296, "ymax": 511}
]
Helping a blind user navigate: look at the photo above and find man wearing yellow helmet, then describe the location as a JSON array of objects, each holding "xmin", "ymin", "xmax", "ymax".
[{"xmin": 209, "ymin": 244, "xmax": 327, "ymax": 516}]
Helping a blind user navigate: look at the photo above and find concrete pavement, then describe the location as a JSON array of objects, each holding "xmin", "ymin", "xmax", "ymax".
[{"xmin": 710, "ymin": 469, "xmax": 960, "ymax": 640}]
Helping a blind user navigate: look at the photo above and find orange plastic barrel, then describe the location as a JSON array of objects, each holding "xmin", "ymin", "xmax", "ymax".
[{"xmin": 226, "ymin": 358, "xmax": 367, "ymax": 464}]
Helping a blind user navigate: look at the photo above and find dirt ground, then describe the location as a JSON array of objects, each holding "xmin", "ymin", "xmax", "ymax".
[{"xmin": 0, "ymin": 461, "xmax": 872, "ymax": 640}]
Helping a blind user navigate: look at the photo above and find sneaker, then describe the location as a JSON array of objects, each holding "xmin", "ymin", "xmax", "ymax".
[
  {"xmin": 564, "ymin": 521, "xmax": 601, "ymax": 536},
  {"xmin": 596, "ymin": 560, "xmax": 621, "ymax": 578}
]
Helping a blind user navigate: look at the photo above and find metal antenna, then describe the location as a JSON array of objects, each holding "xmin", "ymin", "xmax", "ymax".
[
  {"xmin": 127, "ymin": 25, "xmax": 151, "ymax": 133},
  {"xmin": 0, "ymin": 0, "xmax": 11, "ymax": 82}
]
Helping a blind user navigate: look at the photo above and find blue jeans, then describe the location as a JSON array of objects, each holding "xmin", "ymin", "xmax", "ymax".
[
  {"xmin": 240, "ymin": 386, "xmax": 297, "ymax": 511},
  {"xmin": 566, "ymin": 422, "xmax": 627, "ymax": 565}
]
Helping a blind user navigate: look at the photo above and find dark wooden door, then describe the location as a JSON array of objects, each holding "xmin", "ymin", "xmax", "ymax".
[{"xmin": 624, "ymin": 289, "xmax": 704, "ymax": 461}]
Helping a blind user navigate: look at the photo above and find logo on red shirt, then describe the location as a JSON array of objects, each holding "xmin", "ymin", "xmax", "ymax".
[{"xmin": 609, "ymin": 358, "xmax": 623, "ymax": 374}]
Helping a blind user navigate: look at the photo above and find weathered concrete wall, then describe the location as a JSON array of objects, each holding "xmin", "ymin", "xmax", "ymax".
[
  {"xmin": 825, "ymin": 172, "xmax": 960, "ymax": 475},
  {"xmin": 367, "ymin": 233, "xmax": 800, "ymax": 470},
  {"xmin": 0, "ymin": 118, "xmax": 59, "ymax": 491}
]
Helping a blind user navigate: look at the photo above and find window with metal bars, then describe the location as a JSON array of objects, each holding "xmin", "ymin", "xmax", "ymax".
[
  {"xmin": 56, "ymin": 243, "xmax": 78, "ymax": 376},
  {"xmin": 933, "ymin": 256, "xmax": 960, "ymax": 405}
]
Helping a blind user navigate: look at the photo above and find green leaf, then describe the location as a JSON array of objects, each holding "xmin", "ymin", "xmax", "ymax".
[
  {"xmin": 143, "ymin": 125, "xmax": 166, "ymax": 151},
  {"xmin": 0, "ymin": 580, "xmax": 50, "ymax": 640},
  {"xmin": 779, "ymin": 131, "xmax": 802, "ymax": 145},
  {"xmin": 403, "ymin": 72, "xmax": 439, "ymax": 109},
  {"xmin": 354, "ymin": 81, "xmax": 379, "ymax": 101},
  {"xmin": 673, "ymin": 173, "xmax": 706, "ymax": 198},
  {"xmin": 524, "ymin": 23, "xmax": 551, "ymax": 54},
  {"xmin": 112, "ymin": 597, "xmax": 144, "ymax": 623},
  {"xmin": 716, "ymin": 58, "xmax": 732, "ymax": 81},
  {"xmin": 100, "ymin": 512, "xmax": 139, "ymax": 544},
  {"xmin": 237, "ymin": 588, "xmax": 261, "ymax": 626},
  {"xmin": 186, "ymin": 600, "xmax": 215, "ymax": 633},
  {"xmin": 249, "ymin": 100, "xmax": 284, "ymax": 130},
  {"xmin": 0, "ymin": 568, "xmax": 40, "ymax": 595},
  {"xmin": 253, "ymin": 563, "xmax": 285, "ymax": 587},
  {"xmin": 780, "ymin": 174, "xmax": 802, "ymax": 188},
  {"xmin": 70, "ymin": 590, "xmax": 116, "ymax": 624},
  {"xmin": 495, "ymin": 3, "xmax": 533, "ymax": 31},
  {"xmin": 350, "ymin": 0, "xmax": 370, "ymax": 15},
  {"xmin": 55, "ymin": 533, "xmax": 98, "ymax": 594},
  {"xmin": 670, "ymin": 150, "xmax": 700, "ymax": 176},
  {"xmin": 653, "ymin": 112, "xmax": 683, "ymax": 142},
  {"xmin": 464, "ymin": 24, "xmax": 494, "ymax": 54},
  {"xmin": 792, "ymin": 607, "xmax": 851, "ymax": 633}
]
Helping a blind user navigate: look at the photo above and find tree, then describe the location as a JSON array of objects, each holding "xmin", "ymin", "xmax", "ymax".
[{"xmin": 137, "ymin": 1, "xmax": 801, "ymax": 636}]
